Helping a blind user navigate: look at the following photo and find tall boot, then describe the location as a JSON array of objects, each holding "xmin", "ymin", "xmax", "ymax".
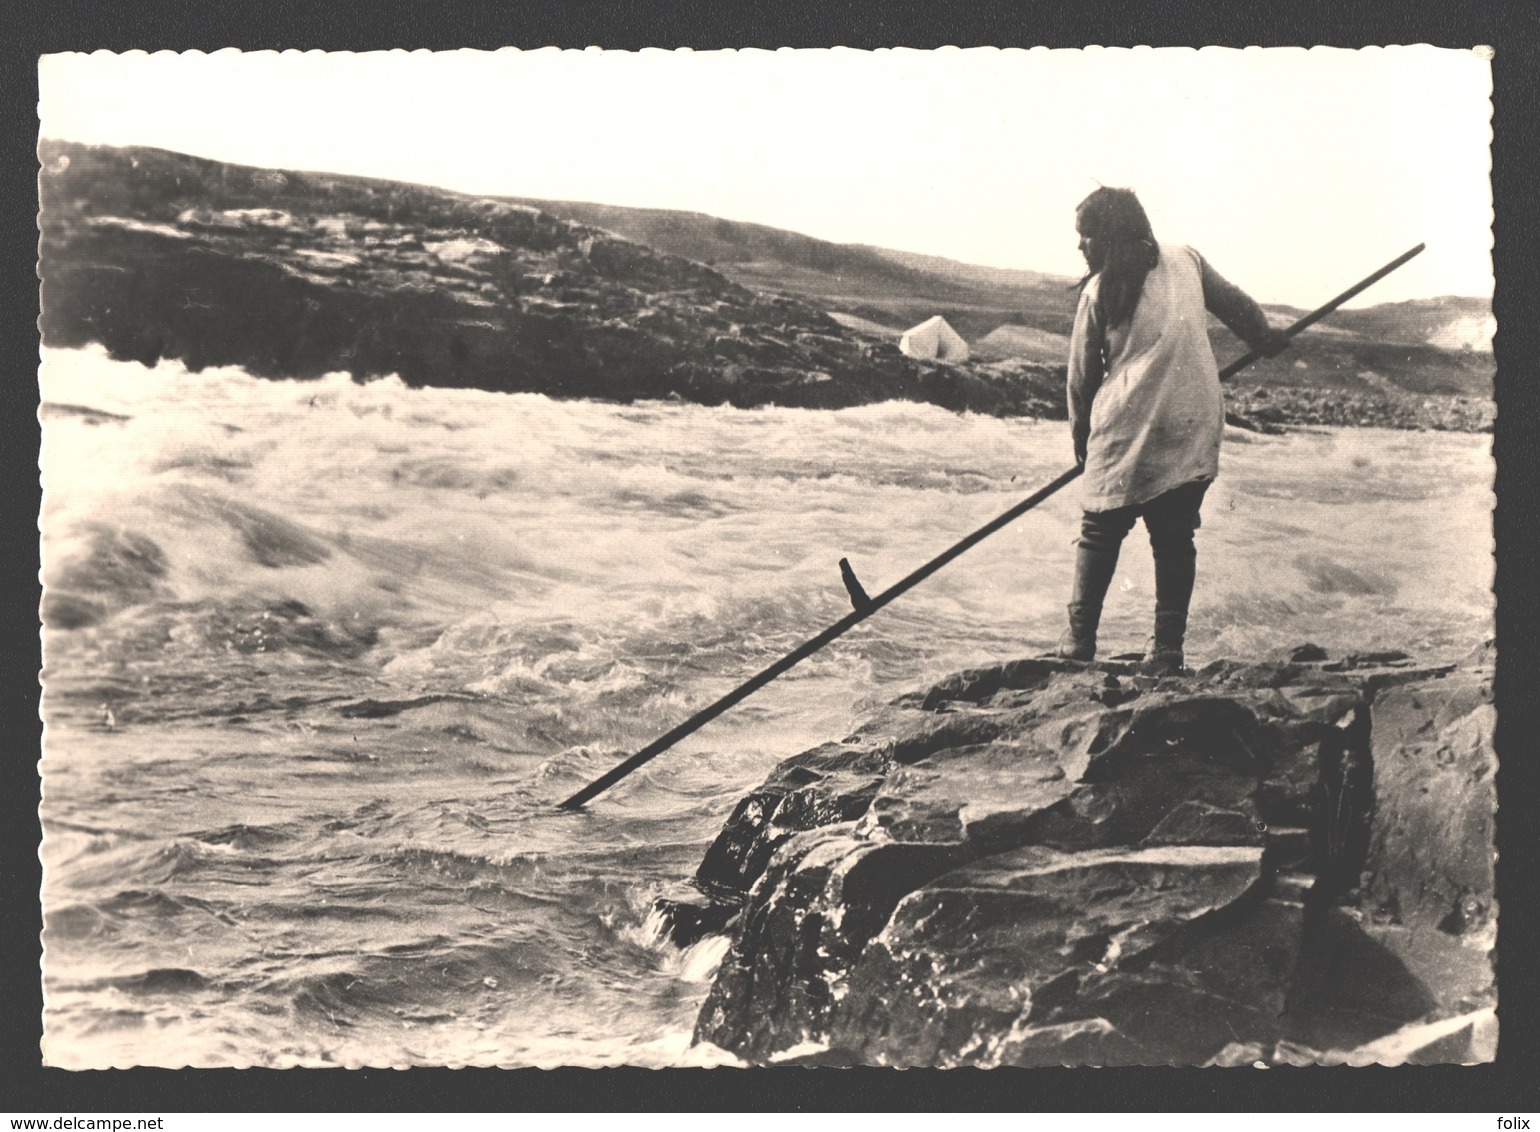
[
  {"xmin": 1141, "ymin": 609, "xmax": 1187, "ymax": 675},
  {"xmin": 1143, "ymin": 517, "xmax": 1198, "ymax": 675},
  {"xmin": 1056, "ymin": 541, "xmax": 1120, "ymax": 661}
]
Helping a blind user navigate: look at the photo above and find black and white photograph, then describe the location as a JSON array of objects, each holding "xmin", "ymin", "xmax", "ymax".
[{"xmin": 35, "ymin": 45, "xmax": 1497, "ymax": 1072}]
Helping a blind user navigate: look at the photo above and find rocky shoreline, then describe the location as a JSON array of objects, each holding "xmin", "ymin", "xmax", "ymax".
[
  {"xmin": 1223, "ymin": 384, "xmax": 1494, "ymax": 435},
  {"xmin": 658, "ymin": 644, "xmax": 1496, "ymax": 1066}
]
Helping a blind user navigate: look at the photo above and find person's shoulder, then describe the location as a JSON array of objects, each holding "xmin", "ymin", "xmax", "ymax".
[
  {"xmin": 1159, "ymin": 244, "xmax": 1207, "ymax": 279},
  {"xmin": 1160, "ymin": 243, "xmax": 1204, "ymax": 265}
]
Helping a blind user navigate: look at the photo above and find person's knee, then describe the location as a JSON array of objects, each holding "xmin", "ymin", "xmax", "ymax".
[
  {"xmin": 1081, "ymin": 510, "xmax": 1136, "ymax": 553},
  {"xmin": 1147, "ymin": 522, "xmax": 1197, "ymax": 560},
  {"xmin": 1080, "ymin": 529, "xmax": 1123, "ymax": 555}
]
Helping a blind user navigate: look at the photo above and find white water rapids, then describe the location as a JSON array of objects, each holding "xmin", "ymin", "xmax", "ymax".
[{"xmin": 38, "ymin": 346, "xmax": 1492, "ymax": 1066}]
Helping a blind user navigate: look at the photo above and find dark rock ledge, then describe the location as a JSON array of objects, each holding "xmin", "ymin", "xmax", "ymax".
[{"xmin": 656, "ymin": 643, "xmax": 1497, "ymax": 1066}]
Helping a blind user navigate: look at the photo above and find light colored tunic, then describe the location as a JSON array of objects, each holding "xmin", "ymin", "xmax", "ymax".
[{"xmin": 1068, "ymin": 244, "xmax": 1224, "ymax": 512}]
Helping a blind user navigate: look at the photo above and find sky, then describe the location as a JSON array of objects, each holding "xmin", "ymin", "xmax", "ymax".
[{"xmin": 38, "ymin": 45, "xmax": 1493, "ymax": 308}]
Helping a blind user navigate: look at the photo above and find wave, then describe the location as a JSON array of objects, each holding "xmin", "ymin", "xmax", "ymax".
[
  {"xmin": 55, "ymin": 837, "xmax": 322, "ymax": 895},
  {"xmin": 42, "ymin": 524, "xmax": 170, "ymax": 629},
  {"xmin": 198, "ymin": 495, "xmax": 333, "ymax": 569},
  {"xmin": 44, "ymin": 888, "xmax": 204, "ymax": 943},
  {"xmin": 44, "ymin": 902, "xmax": 115, "ymax": 943},
  {"xmin": 189, "ymin": 822, "xmax": 302, "ymax": 851},
  {"xmin": 1293, "ymin": 553, "xmax": 1400, "ymax": 598},
  {"xmin": 626, "ymin": 904, "xmax": 733, "ymax": 985},
  {"xmin": 40, "ymin": 400, "xmax": 133, "ymax": 426},
  {"xmin": 82, "ymin": 967, "xmax": 212, "ymax": 995}
]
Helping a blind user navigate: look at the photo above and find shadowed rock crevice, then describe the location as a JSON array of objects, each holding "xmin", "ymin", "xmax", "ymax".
[{"xmin": 670, "ymin": 647, "xmax": 1495, "ymax": 1066}]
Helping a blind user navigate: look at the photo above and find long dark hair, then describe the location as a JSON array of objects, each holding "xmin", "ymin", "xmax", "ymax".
[{"xmin": 1075, "ymin": 187, "xmax": 1159, "ymax": 329}]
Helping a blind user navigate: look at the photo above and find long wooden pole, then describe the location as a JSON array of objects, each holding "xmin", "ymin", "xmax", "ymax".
[
  {"xmin": 1217, "ymin": 243, "xmax": 1425, "ymax": 381},
  {"xmin": 557, "ymin": 465, "xmax": 1084, "ymax": 810},
  {"xmin": 558, "ymin": 243, "xmax": 1425, "ymax": 810}
]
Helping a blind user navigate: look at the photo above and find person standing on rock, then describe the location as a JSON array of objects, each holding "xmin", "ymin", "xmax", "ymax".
[{"xmin": 1057, "ymin": 187, "xmax": 1288, "ymax": 673}]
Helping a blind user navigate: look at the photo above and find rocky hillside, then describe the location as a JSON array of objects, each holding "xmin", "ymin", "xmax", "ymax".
[
  {"xmin": 38, "ymin": 141, "xmax": 1061, "ymax": 418},
  {"xmin": 659, "ymin": 645, "xmax": 1496, "ymax": 1067},
  {"xmin": 502, "ymin": 196, "xmax": 1072, "ymax": 345}
]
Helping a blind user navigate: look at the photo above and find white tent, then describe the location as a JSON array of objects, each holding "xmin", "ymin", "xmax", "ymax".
[{"xmin": 899, "ymin": 315, "xmax": 970, "ymax": 363}]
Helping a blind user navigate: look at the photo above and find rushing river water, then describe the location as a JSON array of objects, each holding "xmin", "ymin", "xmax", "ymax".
[{"xmin": 37, "ymin": 345, "xmax": 1493, "ymax": 1068}]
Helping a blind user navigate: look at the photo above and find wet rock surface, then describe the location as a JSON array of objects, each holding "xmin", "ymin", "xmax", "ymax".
[
  {"xmin": 1350, "ymin": 642, "xmax": 1498, "ymax": 1053},
  {"xmin": 673, "ymin": 647, "xmax": 1496, "ymax": 1065}
]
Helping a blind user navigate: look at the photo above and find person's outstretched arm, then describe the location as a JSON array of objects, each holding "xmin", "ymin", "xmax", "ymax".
[{"xmin": 1199, "ymin": 254, "xmax": 1290, "ymax": 357}]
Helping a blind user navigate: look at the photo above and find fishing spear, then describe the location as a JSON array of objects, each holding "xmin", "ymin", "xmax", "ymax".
[{"xmin": 558, "ymin": 242, "xmax": 1426, "ymax": 810}]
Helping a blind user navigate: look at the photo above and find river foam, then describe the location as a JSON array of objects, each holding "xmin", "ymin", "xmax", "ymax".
[{"xmin": 39, "ymin": 345, "xmax": 1493, "ymax": 1066}]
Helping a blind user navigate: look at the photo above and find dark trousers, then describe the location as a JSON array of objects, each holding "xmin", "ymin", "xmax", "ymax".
[{"xmin": 1074, "ymin": 478, "xmax": 1211, "ymax": 622}]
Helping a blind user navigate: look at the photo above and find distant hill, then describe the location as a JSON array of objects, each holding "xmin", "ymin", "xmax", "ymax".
[
  {"xmin": 972, "ymin": 325, "xmax": 1072, "ymax": 365},
  {"xmin": 1316, "ymin": 297, "xmax": 1495, "ymax": 352},
  {"xmin": 504, "ymin": 197, "xmax": 1078, "ymax": 343},
  {"xmin": 37, "ymin": 142, "xmax": 1491, "ymax": 431},
  {"xmin": 504, "ymin": 195, "xmax": 1492, "ymax": 401}
]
